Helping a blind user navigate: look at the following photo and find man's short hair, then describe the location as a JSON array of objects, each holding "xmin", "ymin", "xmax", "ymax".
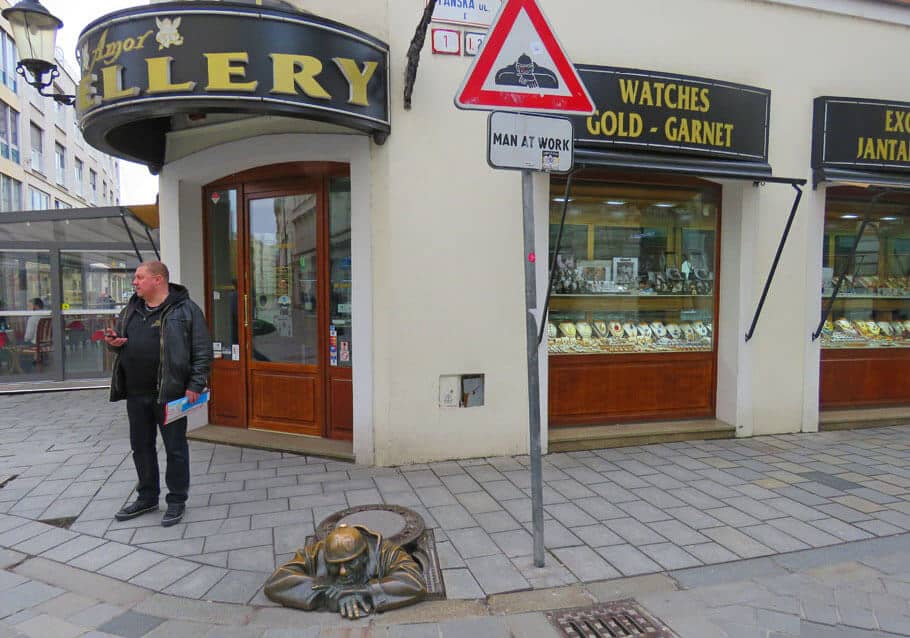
[
  {"xmin": 139, "ymin": 261, "xmax": 170, "ymax": 282},
  {"xmin": 31, "ymin": 297, "xmax": 44, "ymax": 309}
]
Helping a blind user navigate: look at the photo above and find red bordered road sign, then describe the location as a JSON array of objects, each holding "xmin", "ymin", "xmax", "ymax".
[{"xmin": 454, "ymin": 0, "xmax": 594, "ymax": 115}]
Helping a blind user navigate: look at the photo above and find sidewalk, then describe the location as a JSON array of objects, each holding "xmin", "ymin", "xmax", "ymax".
[{"xmin": 0, "ymin": 390, "xmax": 909, "ymax": 636}]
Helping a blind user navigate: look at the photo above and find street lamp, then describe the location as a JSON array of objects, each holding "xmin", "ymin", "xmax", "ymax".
[{"xmin": 1, "ymin": 0, "xmax": 74, "ymax": 105}]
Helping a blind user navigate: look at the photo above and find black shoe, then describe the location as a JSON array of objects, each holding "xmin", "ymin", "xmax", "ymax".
[
  {"xmin": 115, "ymin": 500, "xmax": 158, "ymax": 521},
  {"xmin": 161, "ymin": 503, "xmax": 186, "ymax": 527}
]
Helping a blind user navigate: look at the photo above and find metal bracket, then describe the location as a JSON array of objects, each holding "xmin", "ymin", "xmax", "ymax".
[
  {"xmin": 538, "ymin": 170, "xmax": 578, "ymax": 346},
  {"xmin": 745, "ymin": 182, "xmax": 804, "ymax": 342},
  {"xmin": 812, "ymin": 218, "xmax": 872, "ymax": 341}
]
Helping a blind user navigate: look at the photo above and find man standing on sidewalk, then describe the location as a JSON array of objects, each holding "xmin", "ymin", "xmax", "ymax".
[{"xmin": 105, "ymin": 261, "xmax": 211, "ymax": 527}]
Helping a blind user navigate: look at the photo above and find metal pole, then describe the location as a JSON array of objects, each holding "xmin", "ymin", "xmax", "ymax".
[{"xmin": 521, "ymin": 169, "xmax": 545, "ymax": 567}]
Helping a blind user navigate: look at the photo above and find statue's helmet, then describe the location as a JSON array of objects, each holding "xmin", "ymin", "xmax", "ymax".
[
  {"xmin": 516, "ymin": 54, "xmax": 534, "ymax": 74},
  {"xmin": 325, "ymin": 524, "xmax": 368, "ymax": 563}
]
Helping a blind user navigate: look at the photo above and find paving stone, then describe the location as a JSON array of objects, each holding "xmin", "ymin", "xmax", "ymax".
[
  {"xmin": 0, "ymin": 581, "xmax": 65, "ymax": 617},
  {"xmin": 137, "ymin": 538, "xmax": 205, "ymax": 558},
  {"xmin": 227, "ymin": 546, "xmax": 274, "ymax": 571},
  {"xmin": 813, "ymin": 517, "xmax": 874, "ymax": 542},
  {"xmin": 596, "ymin": 544, "xmax": 661, "ymax": 576},
  {"xmin": 446, "ymin": 528, "xmax": 500, "ymax": 559},
  {"xmin": 667, "ymin": 506, "xmax": 722, "ymax": 530},
  {"xmin": 767, "ymin": 517, "xmax": 842, "ymax": 547},
  {"xmin": 203, "ymin": 528, "xmax": 273, "ymax": 554},
  {"xmin": 683, "ymin": 542, "xmax": 740, "ymax": 564},
  {"xmin": 129, "ymin": 557, "xmax": 199, "ymax": 591},
  {"xmin": 441, "ymin": 569, "xmax": 484, "ymax": 600},
  {"xmin": 551, "ymin": 546, "xmax": 620, "ymax": 581},
  {"xmin": 439, "ymin": 616, "xmax": 510, "ymax": 638},
  {"xmin": 98, "ymin": 549, "xmax": 167, "ymax": 580},
  {"xmin": 740, "ymin": 524, "xmax": 811, "ymax": 553},
  {"xmin": 162, "ymin": 566, "xmax": 229, "ymax": 598},
  {"xmin": 68, "ymin": 542, "xmax": 136, "ymax": 571},
  {"xmin": 12, "ymin": 613, "xmax": 85, "ymax": 638},
  {"xmin": 204, "ymin": 570, "xmax": 272, "ymax": 604},
  {"xmin": 647, "ymin": 519, "xmax": 709, "ymax": 546},
  {"xmin": 464, "ymin": 555, "xmax": 529, "ymax": 595},
  {"xmin": 702, "ymin": 526, "xmax": 774, "ymax": 559},
  {"xmin": 97, "ymin": 611, "xmax": 165, "ymax": 638},
  {"xmin": 455, "ymin": 492, "xmax": 500, "ymax": 515},
  {"xmin": 67, "ymin": 602, "xmax": 125, "ymax": 628},
  {"xmin": 604, "ymin": 517, "xmax": 666, "ymax": 545}
]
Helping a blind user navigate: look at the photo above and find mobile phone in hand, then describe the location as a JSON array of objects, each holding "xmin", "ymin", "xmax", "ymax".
[{"xmin": 105, "ymin": 329, "xmax": 119, "ymax": 338}]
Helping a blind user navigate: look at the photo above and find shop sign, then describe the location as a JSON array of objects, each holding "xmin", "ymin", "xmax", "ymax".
[
  {"xmin": 429, "ymin": 0, "xmax": 502, "ymax": 27},
  {"xmin": 76, "ymin": 3, "xmax": 390, "ymax": 171},
  {"xmin": 812, "ymin": 96, "xmax": 910, "ymax": 173},
  {"xmin": 571, "ymin": 66, "xmax": 770, "ymax": 161}
]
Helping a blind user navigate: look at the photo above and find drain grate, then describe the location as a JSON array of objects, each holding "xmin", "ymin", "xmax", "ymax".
[{"xmin": 547, "ymin": 599, "xmax": 680, "ymax": 638}]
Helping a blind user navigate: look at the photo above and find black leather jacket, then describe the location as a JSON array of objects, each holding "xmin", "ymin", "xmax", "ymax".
[{"xmin": 109, "ymin": 283, "xmax": 212, "ymax": 403}]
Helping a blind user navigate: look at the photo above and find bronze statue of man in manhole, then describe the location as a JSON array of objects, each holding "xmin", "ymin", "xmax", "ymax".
[{"xmin": 264, "ymin": 523, "xmax": 427, "ymax": 619}]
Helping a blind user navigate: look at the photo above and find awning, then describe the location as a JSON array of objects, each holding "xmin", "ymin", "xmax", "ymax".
[
  {"xmin": 0, "ymin": 206, "xmax": 159, "ymax": 262},
  {"xmin": 813, "ymin": 167, "xmax": 910, "ymax": 190},
  {"xmin": 575, "ymin": 149, "xmax": 806, "ymax": 186},
  {"xmin": 542, "ymin": 152, "xmax": 807, "ymax": 344}
]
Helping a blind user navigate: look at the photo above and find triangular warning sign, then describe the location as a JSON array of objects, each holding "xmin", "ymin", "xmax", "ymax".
[{"xmin": 455, "ymin": 0, "xmax": 595, "ymax": 115}]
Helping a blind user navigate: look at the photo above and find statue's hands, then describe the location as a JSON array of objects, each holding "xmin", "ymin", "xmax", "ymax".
[
  {"xmin": 338, "ymin": 592, "xmax": 373, "ymax": 619},
  {"xmin": 312, "ymin": 582, "xmax": 345, "ymax": 602}
]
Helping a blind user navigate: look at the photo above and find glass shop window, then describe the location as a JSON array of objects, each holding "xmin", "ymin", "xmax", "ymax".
[
  {"xmin": 547, "ymin": 178, "xmax": 719, "ymax": 355},
  {"xmin": 820, "ymin": 187, "xmax": 910, "ymax": 349}
]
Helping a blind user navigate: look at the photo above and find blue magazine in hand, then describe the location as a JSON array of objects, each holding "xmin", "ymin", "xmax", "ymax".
[{"xmin": 164, "ymin": 390, "xmax": 210, "ymax": 424}]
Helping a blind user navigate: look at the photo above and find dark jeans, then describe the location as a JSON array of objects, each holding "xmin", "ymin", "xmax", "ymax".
[{"xmin": 126, "ymin": 394, "xmax": 189, "ymax": 505}]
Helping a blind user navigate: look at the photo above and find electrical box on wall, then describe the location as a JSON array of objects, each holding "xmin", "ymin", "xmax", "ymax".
[{"xmin": 439, "ymin": 374, "xmax": 485, "ymax": 408}]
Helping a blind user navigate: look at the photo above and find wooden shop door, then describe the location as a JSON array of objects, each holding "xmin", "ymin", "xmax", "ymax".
[{"xmin": 204, "ymin": 164, "xmax": 353, "ymax": 440}]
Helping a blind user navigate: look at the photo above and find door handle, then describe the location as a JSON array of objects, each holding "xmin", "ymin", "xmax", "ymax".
[{"xmin": 244, "ymin": 294, "xmax": 249, "ymax": 328}]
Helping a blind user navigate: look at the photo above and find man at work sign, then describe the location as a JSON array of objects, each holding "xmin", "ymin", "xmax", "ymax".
[{"xmin": 487, "ymin": 111, "xmax": 573, "ymax": 173}]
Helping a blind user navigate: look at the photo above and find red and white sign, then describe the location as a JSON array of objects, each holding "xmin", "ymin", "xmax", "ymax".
[{"xmin": 454, "ymin": 0, "xmax": 594, "ymax": 115}]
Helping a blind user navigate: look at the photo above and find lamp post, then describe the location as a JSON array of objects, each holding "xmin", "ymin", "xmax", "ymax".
[{"xmin": 1, "ymin": 0, "xmax": 74, "ymax": 105}]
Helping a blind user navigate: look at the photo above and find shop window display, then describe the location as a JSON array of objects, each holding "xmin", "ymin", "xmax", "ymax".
[
  {"xmin": 820, "ymin": 188, "xmax": 910, "ymax": 350},
  {"xmin": 547, "ymin": 178, "xmax": 719, "ymax": 356}
]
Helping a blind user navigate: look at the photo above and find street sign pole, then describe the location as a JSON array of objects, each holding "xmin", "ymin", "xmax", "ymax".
[
  {"xmin": 454, "ymin": 0, "xmax": 596, "ymax": 570},
  {"xmin": 521, "ymin": 168, "xmax": 545, "ymax": 567}
]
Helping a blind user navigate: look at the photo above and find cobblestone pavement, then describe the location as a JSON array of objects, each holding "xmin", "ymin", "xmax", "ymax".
[{"xmin": 1, "ymin": 390, "xmax": 910, "ymax": 636}]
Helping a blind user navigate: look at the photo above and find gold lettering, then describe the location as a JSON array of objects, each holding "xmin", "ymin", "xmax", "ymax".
[
  {"xmin": 100, "ymin": 65, "xmax": 140, "ymax": 101},
  {"xmin": 586, "ymin": 110, "xmax": 601, "ymax": 135},
  {"xmin": 639, "ymin": 82, "xmax": 653, "ymax": 106},
  {"xmin": 333, "ymin": 58, "xmax": 378, "ymax": 106},
  {"xmin": 146, "ymin": 56, "xmax": 196, "ymax": 94},
  {"xmin": 135, "ymin": 30, "xmax": 155, "ymax": 50},
  {"xmin": 77, "ymin": 73, "xmax": 101, "ymax": 111},
  {"xmin": 652, "ymin": 82, "xmax": 665, "ymax": 108},
  {"xmin": 665, "ymin": 84, "xmax": 677, "ymax": 109},
  {"xmin": 700, "ymin": 88, "xmax": 710, "ymax": 112},
  {"xmin": 204, "ymin": 52, "xmax": 258, "ymax": 92},
  {"xmin": 269, "ymin": 54, "xmax": 330, "ymax": 98},
  {"xmin": 618, "ymin": 79, "xmax": 638, "ymax": 104}
]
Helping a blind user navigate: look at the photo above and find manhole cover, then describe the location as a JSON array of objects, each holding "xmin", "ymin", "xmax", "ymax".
[
  {"xmin": 547, "ymin": 600, "xmax": 680, "ymax": 637},
  {"xmin": 316, "ymin": 504, "xmax": 425, "ymax": 548}
]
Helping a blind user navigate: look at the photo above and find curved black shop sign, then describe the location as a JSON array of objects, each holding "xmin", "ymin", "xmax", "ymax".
[{"xmin": 76, "ymin": 2, "xmax": 390, "ymax": 172}]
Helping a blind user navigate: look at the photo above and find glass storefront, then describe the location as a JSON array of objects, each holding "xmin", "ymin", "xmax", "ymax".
[
  {"xmin": 0, "ymin": 251, "xmax": 52, "ymax": 377},
  {"xmin": 820, "ymin": 188, "xmax": 910, "ymax": 349},
  {"xmin": 547, "ymin": 178, "xmax": 719, "ymax": 356},
  {"xmin": 0, "ymin": 208, "xmax": 158, "ymax": 386},
  {"xmin": 60, "ymin": 251, "xmax": 146, "ymax": 378}
]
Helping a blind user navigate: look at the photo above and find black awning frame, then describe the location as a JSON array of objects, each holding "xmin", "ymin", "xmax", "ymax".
[
  {"xmin": 814, "ymin": 167, "xmax": 910, "ymax": 190},
  {"xmin": 540, "ymin": 151, "xmax": 807, "ymax": 345}
]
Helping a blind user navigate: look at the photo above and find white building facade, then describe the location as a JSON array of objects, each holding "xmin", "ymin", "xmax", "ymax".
[{"xmin": 76, "ymin": 0, "xmax": 910, "ymax": 465}]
